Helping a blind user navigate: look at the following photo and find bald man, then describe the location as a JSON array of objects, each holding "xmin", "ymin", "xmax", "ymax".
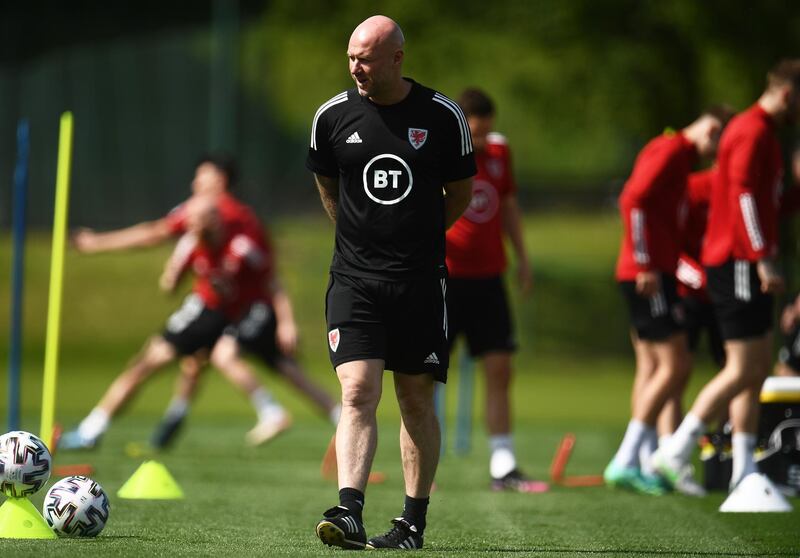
[{"xmin": 308, "ymin": 15, "xmax": 475, "ymax": 551}]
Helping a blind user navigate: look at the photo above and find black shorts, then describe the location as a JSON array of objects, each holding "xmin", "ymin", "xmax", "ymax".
[
  {"xmin": 706, "ymin": 260, "xmax": 773, "ymax": 340},
  {"xmin": 446, "ymin": 276, "xmax": 516, "ymax": 357},
  {"xmin": 619, "ymin": 274, "xmax": 685, "ymax": 341},
  {"xmin": 162, "ymin": 294, "xmax": 229, "ymax": 356},
  {"xmin": 778, "ymin": 323, "xmax": 800, "ymax": 373},
  {"xmin": 226, "ymin": 301, "xmax": 280, "ymax": 368},
  {"xmin": 325, "ymin": 272, "xmax": 449, "ymax": 382},
  {"xmin": 682, "ymin": 295, "xmax": 725, "ymax": 367}
]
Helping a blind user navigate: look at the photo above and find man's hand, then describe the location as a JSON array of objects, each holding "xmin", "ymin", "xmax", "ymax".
[
  {"xmin": 276, "ymin": 320, "xmax": 298, "ymax": 356},
  {"xmin": 635, "ymin": 270, "xmax": 660, "ymax": 297},
  {"xmin": 757, "ymin": 259, "xmax": 785, "ymax": 294},
  {"xmin": 781, "ymin": 304, "xmax": 799, "ymax": 334},
  {"xmin": 72, "ymin": 228, "xmax": 101, "ymax": 253},
  {"xmin": 517, "ymin": 260, "xmax": 533, "ymax": 297}
]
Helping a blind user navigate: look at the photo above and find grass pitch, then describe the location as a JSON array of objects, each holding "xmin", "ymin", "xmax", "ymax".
[{"xmin": 1, "ymin": 212, "xmax": 799, "ymax": 556}]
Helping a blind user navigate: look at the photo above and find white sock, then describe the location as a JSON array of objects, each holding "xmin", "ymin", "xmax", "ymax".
[
  {"xmin": 663, "ymin": 412, "xmax": 705, "ymax": 464},
  {"xmin": 250, "ymin": 387, "xmax": 284, "ymax": 422},
  {"xmin": 730, "ymin": 432, "xmax": 758, "ymax": 488},
  {"xmin": 77, "ymin": 408, "xmax": 110, "ymax": 440},
  {"xmin": 658, "ymin": 435, "xmax": 671, "ymax": 449},
  {"xmin": 489, "ymin": 434, "xmax": 517, "ymax": 479},
  {"xmin": 164, "ymin": 396, "xmax": 190, "ymax": 420},
  {"xmin": 639, "ymin": 429, "xmax": 659, "ymax": 475},
  {"xmin": 329, "ymin": 404, "xmax": 342, "ymax": 426},
  {"xmin": 612, "ymin": 419, "xmax": 653, "ymax": 469}
]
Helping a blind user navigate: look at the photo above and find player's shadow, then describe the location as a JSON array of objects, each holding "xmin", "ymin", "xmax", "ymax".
[{"xmin": 428, "ymin": 546, "xmax": 799, "ymax": 556}]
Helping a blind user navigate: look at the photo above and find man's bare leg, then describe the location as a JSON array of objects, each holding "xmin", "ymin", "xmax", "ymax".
[
  {"xmin": 277, "ymin": 357, "xmax": 340, "ymax": 422},
  {"xmin": 609, "ymin": 333, "xmax": 688, "ymax": 471},
  {"xmin": 393, "ymin": 371, "xmax": 439, "ymax": 534},
  {"xmin": 728, "ymin": 333, "xmax": 772, "ymax": 486},
  {"xmin": 336, "ymin": 359, "xmax": 384, "ymax": 494},
  {"xmin": 656, "ymin": 335, "xmax": 771, "ymax": 479},
  {"xmin": 315, "ymin": 359, "xmax": 382, "ymax": 550},
  {"xmin": 60, "ymin": 336, "xmax": 177, "ymax": 449},
  {"xmin": 211, "ymin": 335, "xmax": 290, "ymax": 445}
]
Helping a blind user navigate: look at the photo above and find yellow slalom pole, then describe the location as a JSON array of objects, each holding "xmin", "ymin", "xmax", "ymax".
[{"xmin": 40, "ymin": 111, "xmax": 74, "ymax": 450}]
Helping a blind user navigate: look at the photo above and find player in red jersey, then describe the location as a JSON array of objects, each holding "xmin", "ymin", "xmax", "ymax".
[
  {"xmin": 445, "ymin": 88, "xmax": 545, "ymax": 493},
  {"xmin": 655, "ymin": 60, "xmax": 800, "ymax": 491},
  {"xmin": 60, "ymin": 194, "xmax": 291, "ymax": 449},
  {"xmin": 605, "ymin": 108, "xmax": 729, "ymax": 495},
  {"xmin": 634, "ymin": 169, "xmax": 725, "ymax": 487},
  {"xmin": 149, "ymin": 225, "xmax": 341, "ymax": 448},
  {"xmin": 774, "ymin": 146, "xmax": 800, "ymax": 377}
]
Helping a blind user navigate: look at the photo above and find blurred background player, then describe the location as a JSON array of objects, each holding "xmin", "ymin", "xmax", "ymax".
[
  {"xmin": 60, "ymin": 194, "xmax": 290, "ymax": 449},
  {"xmin": 605, "ymin": 108, "xmax": 727, "ymax": 494},
  {"xmin": 774, "ymin": 145, "xmax": 800, "ymax": 378},
  {"xmin": 445, "ymin": 88, "xmax": 546, "ymax": 493},
  {"xmin": 776, "ymin": 293, "xmax": 800, "ymax": 377},
  {"xmin": 71, "ymin": 154, "xmax": 340, "ymax": 447},
  {"xmin": 655, "ymin": 59, "xmax": 800, "ymax": 491},
  {"xmin": 150, "ymin": 227, "xmax": 340, "ymax": 448}
]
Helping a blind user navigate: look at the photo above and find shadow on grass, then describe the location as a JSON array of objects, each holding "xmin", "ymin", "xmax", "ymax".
[{"xmin": 430, "ymin": 546, "xmax": 798, "ymax": 556}]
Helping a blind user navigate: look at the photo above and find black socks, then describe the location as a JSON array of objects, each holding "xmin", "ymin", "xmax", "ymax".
[
  {"xmin": 339, "ymin": 487, "xmax": 365, "ymax": 521},
  {"xmin": 402, "ymin": 495, "xmax": 429, "ymax": 534}
]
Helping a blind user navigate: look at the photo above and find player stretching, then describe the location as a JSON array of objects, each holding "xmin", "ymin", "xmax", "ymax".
[
  {"xmin": 605, "ymin": 108, "xmax": 728, "ymax": 494},
  {"xmin": 61, "ymin": 195, "xmax": 289, "ymax": 449},
  {"xmin": 71, "ymin": 155, "xmax": 339, "ymax": 446},
  {"xmin": 655, "ymin": 60, "xmax": 800, "ymax": 491},
  {"xmin": 308, "ymin": 16, "xmax": 474, "ymax": 550},
  {"xmin": 445, "ymin": 88, "xmax": 546, "ymax": 493}
]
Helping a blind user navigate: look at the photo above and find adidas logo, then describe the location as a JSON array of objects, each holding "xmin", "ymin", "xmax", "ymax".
[
  {"xmin": 424, "ymin": 352, "xmax": 439, "ymax": 365},
  {"xmin": 346, "ymin": 131, "xmax": 363, "ymax": 144}
]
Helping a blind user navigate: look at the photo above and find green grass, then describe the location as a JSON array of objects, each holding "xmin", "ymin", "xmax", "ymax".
[{"xmin": 1, "ymin": 212, "xmax": 799, "ymax": 556}]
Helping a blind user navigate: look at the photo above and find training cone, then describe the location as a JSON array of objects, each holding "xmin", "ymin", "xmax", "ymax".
[
  {"xmin": 0, "ymin": 497, "xmax": 57, "ymax": 539},
  {"xmin": 719, "ymin": 473, "xmax": 793, "ymax": 513},
  {"xmin": 117, "ymin": 460, "xmax": 184, "ymax": 500}
]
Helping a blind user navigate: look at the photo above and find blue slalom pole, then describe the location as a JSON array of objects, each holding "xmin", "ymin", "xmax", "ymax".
[
  {"xmin": 454, "ymin": 346, "xmax": 474, "ymax": 455},
  {"xmin": 7, "ymin": 119, "xmax": 30, "ymax": 432},
  {"xmin": 434, "ymin": 382, "xmax": 446, "ymax": 456}
]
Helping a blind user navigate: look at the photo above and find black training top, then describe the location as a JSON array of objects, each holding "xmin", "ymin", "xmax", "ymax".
[{"xmin": 307, "ymin": 79, "xmax": 477, "ymax": 280}]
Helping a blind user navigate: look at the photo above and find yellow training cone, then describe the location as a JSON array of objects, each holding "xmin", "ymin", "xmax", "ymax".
[
  {"xmin": 0, "ymin": 497, "xmax": 57, "ymax": 539},
  {"xmin": 117, "ymin": 460, "xmax": 184, "ymax": 500}
]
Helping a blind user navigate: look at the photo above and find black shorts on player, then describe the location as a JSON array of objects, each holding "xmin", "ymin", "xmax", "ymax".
[
  {"xmin": 778, "ymin": 323, "xmax": 800, "ymax": 373},
  {"xmin": 682, "ymin": 295, "xmax": 725, "ymax": 367},
  {"xmin": 325, "ymin": 272, "xmax": 449, "ymax": 382},
  {"xmin": 446, "ymin": 276, "xmax": 516, "ymax": 357},
  {"xmin": 619, "ymin": 274, "xmax": 685, "ymax": 341},
  {"xmin": 706, "ymin": 259, "xmax": 773, "ymax": 340},
  {"xmin": 225, "ymin": 301, "xmax": 280, "ymax": 368},
  {"xmin": 161, "ymin": 294, "xmax": 229, "ymax": 355}
]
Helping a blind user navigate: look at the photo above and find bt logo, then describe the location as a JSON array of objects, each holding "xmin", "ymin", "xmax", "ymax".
[{"xmin": 363, "ymin": 154, "xmax": 414, "ymax": 205}]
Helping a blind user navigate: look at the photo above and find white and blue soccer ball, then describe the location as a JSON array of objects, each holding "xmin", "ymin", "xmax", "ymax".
[
  {"xmin": 43, "ymin": 476, "xmax": 111, "ymax": 537},
  {"xmin": 0, "ymin": 430, "xmax": 52, "ymax": 498}
]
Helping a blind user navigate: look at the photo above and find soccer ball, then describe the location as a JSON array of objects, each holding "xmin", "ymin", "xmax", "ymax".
[
  {"xmin": 0, "ymin": 430, "xmax": 52, "ymax": 498},
  {"xmin": 43, "ymin": 476, "xmax": 111, "ymax": 537}
]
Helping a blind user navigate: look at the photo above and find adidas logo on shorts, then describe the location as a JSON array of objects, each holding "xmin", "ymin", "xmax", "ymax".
[
  {"xmin": 346, "ymin": 131, "xmax": 363, "ymax": 144},
  {"xmin": 424, "ymin": 352, "xmax": 439, "ymax": 365}
]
